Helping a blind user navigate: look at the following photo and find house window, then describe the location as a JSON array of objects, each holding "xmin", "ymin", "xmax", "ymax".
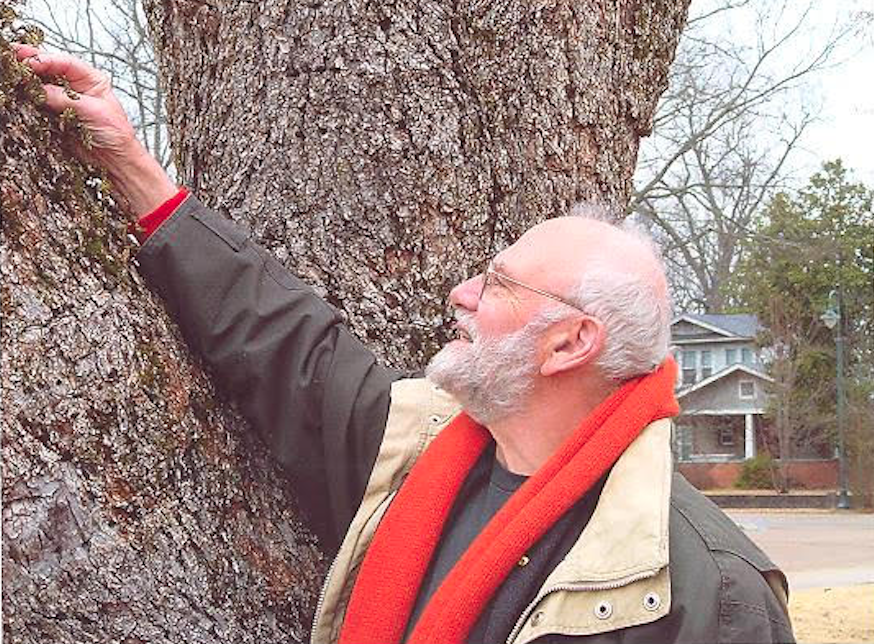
[
  {"xmin": 739, "ymin": 380, "xmax": 755, "ymax": 399},
  {"xmin": 726, "ymin": 348, "xmax": 738, "ymax": 365},
  {"xmin": 742, "ymin": 348, "xmax": 753, "ymax": 365},
  {"xmin": 700, "ymin": 350, "xmax": 712, "ymax": 379},
  {"xmin": 681, "ymin": 351, "xmax": 697, "ymax": 385},
  {"xmin": 718, "ymin": 426, "xmax": 735, "ymax": 446}
]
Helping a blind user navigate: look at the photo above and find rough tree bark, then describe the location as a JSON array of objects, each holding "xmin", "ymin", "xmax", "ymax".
[
  {"xmin": 2, "ymin": 13, "xmax": 323, "ymax": 644},
  {"xmin": 145, "ymin": 0, "xmax": 691, "ymax": 368},
  {"xmin": 2, "ymin": 0, "xmax": 689, "ymax": 642}
]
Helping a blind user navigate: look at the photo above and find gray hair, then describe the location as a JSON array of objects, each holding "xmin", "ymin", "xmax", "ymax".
[{"xmin": 544, "ymin": 205, "xmax": 673, "ymax": 381}]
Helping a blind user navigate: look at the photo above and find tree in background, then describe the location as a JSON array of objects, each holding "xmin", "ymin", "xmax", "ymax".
[
  {"xmin": 632, "ymin": 0, "xmax": 864, "ymax": 313},
  {"xmin": 1, "ymin": 0, "xmax": 691, "ymax": 641},
  {"xmin": 729, "ymin": 160, "xmax": 873, "ymax": 492}
]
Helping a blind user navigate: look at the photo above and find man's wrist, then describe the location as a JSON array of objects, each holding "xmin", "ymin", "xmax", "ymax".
[
  {"xmin": 109, "ymin": 149, "xmax": 178, "ymax": 218},
  {"xmin": 134, "ymin": 187, "xmax": 189, "ymax": 242}
]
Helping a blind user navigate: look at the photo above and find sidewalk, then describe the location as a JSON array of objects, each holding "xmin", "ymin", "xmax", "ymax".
[{"xmin": 725, "ymin": 510, "xmax": 874, "ymax": 589}]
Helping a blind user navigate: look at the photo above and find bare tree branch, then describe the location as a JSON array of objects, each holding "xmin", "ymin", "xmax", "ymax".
[{"xmin": 631, "ymin": 0, "xmax": 859, "ymax": 312}]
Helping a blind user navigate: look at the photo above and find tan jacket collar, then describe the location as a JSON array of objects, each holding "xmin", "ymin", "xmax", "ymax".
[
  {"xmin": 508, "ymin": 418, "xmax": 674, "ymax": 644},
  {"xmin": 546, "ymin": 417, "xmax": 672, "ymax": 585}
]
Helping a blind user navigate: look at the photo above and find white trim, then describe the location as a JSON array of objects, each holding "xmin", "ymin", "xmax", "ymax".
[
  {"xmin": 671, "ymin": 336, "xmax": 754, "ymax": 346},
  {"xmin": 677, "ymin": 363, "xmax": 773, "ymax": 398},
  {"xmin": 679, "ymin": 453, "xmax": 745, "ymax": 463},
  {"xmin": 744, "ymin": 414, "xmax": 756, "ymax": 460},
  {"xmin": 670, "ymin": 314, "xmax": 738, "ymax": 338},
  {"xmin": 679, "ymin": 408, "xmax": 767, "ymax": 416}
]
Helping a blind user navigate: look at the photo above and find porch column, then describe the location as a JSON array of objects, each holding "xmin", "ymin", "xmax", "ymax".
[{"xmin": 744, "ymin": 413, "xmax": 756, "ymax": 460}]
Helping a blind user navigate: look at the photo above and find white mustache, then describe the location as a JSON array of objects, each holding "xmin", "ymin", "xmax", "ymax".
[{"xmin": 453, "ymin": 310, "xmax": 478, "ymax": 341}]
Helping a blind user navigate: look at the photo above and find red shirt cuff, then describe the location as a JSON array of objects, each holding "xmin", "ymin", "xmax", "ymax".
[{"xmin": 132, "ymin": 187, "xmax": 189, "ymax": 242}]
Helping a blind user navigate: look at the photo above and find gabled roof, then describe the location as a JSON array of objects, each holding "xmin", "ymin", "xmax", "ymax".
[
  {"xmin": 671, "ymin": 313, "xmax": 761, "ymax": 339},
  {"xmin": 677, "ymin": 363, "xmax": 773, "ymax": 399}
]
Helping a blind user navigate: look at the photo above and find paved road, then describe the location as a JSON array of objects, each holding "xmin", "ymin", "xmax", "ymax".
[{"xmin": 727, "ymin": 511, "xmax": 874, "ymax": 590}]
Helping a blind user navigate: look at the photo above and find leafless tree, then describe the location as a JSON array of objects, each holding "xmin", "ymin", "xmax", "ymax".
[{"xmin": 630, "ymin": 0, "xmax": 856, "ymax": 312}]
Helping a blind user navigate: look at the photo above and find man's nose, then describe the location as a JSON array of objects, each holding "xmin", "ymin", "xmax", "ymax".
[{"xmin": 449, "ymin": 274, "xmax": 482, "ymax": 312}]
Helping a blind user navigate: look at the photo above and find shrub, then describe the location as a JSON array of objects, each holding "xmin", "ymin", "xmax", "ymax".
[{"xmin": 736, "ymin": 453, "xmax": 776, "ymax": 489}]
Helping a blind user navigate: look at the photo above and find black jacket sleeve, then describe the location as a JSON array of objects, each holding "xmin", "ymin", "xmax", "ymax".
[{"xmin": 135, "ymin": 195, "xmax": 400, "ymax": 551}]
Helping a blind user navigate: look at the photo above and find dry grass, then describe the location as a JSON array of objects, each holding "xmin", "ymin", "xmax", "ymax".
[{"xmin": 790, "ymin": 584, "xmax": 873, "ymax": 643}]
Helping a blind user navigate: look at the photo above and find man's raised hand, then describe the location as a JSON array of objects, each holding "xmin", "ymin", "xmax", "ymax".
[{"xmin": 14, "ymin": 44, "xmax": 177, "ymax": 217}]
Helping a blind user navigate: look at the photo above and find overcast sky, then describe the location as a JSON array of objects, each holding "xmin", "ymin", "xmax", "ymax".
[
  {"xmin": 804, "ymin": 36, "xmax": 874, "ymax": 185},
  {"xmin": 699, "ymin": 0, "xmax": 874, "ymax": 186}
]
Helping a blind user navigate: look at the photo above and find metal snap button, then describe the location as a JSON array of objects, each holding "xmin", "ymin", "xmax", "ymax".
[
  {"xmin": 643, "ymin": 591, "xmax": 661, "ymax": 611},
  {"xmin": 530, "ymin": 610, "xmax": 544, "ymax": 626},
  {"xmin": 594, "ymin": 600, "xmax": 613, "ymax": 620},
  {"xmin": 517, "ymin": 555, "xmax": 530, "ymax": 567}
]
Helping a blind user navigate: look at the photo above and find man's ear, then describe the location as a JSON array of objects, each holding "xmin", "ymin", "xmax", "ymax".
[{"xmin": 540, "ymin": 315, "xmax": 605, "ymax": 377}]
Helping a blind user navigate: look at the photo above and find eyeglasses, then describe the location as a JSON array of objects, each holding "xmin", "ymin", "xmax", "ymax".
[{"xmin": 478, "ymin": 260, "xmax": 585, "ymax": 311}]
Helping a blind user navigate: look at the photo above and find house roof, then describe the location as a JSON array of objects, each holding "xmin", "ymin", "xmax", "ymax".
[
  {"xmin": 677, "ymin": 363, "xmax": 773, "ymax": 399},
  {"xmin": 672, "ymin": 313, "xmax": 761, "ymax": 339}
]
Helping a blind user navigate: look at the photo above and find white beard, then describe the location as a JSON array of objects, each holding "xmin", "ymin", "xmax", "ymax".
[{"xmin": 425, "ymin": 311, "xmax": 553, "ymax": 425}]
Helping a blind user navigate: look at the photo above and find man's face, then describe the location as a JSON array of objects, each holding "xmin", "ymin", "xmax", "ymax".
[
  {"xmin": 426, "ymin": 234, "xmax": 567, "ymax": 423},
  {"xmin": 444, "ymin": 230, "xmax": 573, "ymax": 343}
]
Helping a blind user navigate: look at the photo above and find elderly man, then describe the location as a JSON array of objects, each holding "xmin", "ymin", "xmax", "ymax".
[{"xmin": 18, "ymin": 46, "xmax": 794, "ymax": 644}]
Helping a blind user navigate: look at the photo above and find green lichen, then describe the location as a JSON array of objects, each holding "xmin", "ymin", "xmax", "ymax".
[
  {"xmin": 136, "ymin": 340, "xmax": 167, "ymax": 392},
  {"xmin": 2, "ymin": 1, "xmax": 134, "ymax": 286},
  {"xmin": 59, "ymin": 106, "xmax": 93, "ymax": 150}
]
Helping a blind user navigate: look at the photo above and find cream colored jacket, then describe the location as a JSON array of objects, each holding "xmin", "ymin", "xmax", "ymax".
[{"xmin": 312, "ymin": 378, "xmax": 689, "ymax": 644}]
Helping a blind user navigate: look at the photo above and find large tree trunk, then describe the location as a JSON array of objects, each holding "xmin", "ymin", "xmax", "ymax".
[
  {"xmin": 3, "ymin": 0, "xmax": 689, "ymax": 642},
  {"xmin": 1, "ymin": 19, "xmax": 324, "ymax": 644},
  {"xmin": 145, "ymin": 0, "xmax": 690, "ymax": 369}
]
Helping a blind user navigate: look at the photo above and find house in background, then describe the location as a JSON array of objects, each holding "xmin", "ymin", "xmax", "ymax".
[
  {"xmin": 670, "ymin": 313, "xmax": 838, "ymax": 490},
  {"xmin": 671, "ymin": 313, "xmax": 771, "ymax": 459}
]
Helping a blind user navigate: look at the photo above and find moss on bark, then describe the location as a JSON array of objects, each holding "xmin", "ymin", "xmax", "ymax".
[{"xmin": 1, "ymin": 5, "xmax": 325, "ymax": 643}]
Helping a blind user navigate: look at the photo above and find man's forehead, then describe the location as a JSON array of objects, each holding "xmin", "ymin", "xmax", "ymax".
[{"xmin": 499, "ymin": 218, "xmax": 605, "ymax": 270}]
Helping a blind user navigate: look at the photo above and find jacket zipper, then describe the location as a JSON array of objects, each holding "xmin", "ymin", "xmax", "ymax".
[
  {"xmin": 309, "ymin": 418, "xmax": 442, "ymax": 641},
  {"xmin": 310, "ymin": 476, "xmax": 410, "ymax": 642},
  {"xmin": 505, "ymin": 568, "xmax": 661, "ymax": 644},
  {"xmin": 311, "ymin": 552, "xmax": 341, "ymax": 641}
]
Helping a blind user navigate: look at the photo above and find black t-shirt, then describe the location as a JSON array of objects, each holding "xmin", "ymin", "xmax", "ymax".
[
  {"xmin": 404, "ymin": 444, "xmax": 526, "ymax": 641},
  {"xmin": 403, "ymin": 444, "xmax": 609, "ymax": 643}
]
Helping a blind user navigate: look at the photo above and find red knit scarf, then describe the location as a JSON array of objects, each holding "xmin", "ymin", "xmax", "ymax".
[{"xmin": 338, "ymin": 358, "xmax": 679, "ymax": 644}]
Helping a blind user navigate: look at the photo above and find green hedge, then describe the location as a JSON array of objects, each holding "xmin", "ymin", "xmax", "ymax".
[{"xmin": 735, "ymin": 454, "xmax": 775, "ymax": 489}]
